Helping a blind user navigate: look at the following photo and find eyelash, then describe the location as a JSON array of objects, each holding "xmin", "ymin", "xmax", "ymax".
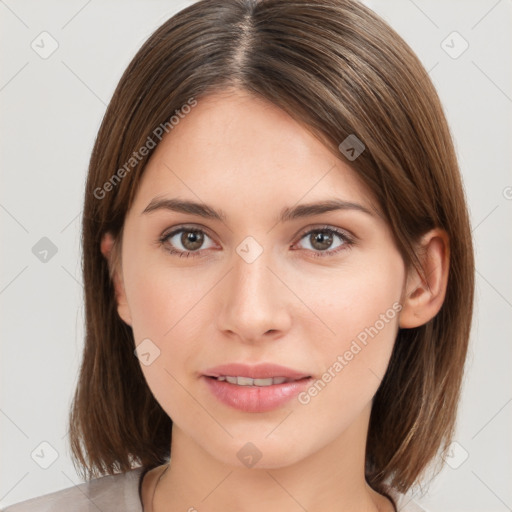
[{"xmin": 158, "ymin": 224, "xmax": 355, "ymax": 259}]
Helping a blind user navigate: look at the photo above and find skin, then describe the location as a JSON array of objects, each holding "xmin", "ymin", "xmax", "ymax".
[{"xmin": 101, "ymin": 88, "xmax": 449, "ymax": 512}]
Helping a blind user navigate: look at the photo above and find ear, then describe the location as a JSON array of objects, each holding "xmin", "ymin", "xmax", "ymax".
[
  {"xmin": 399, "ymin": 228, "xmax": 450, "ymax": 329},
  {"xmin": 100, "ymin": 231, "xmax": 132, "ymax": 327}
]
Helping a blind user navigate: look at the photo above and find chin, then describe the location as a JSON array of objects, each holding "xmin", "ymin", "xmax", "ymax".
[{"xmin": 205, "ymin": 433, "xmax": 311, "ymax": 470}]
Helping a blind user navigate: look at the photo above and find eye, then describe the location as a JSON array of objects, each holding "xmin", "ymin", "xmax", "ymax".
[
  {"xmin": 159, "ymin": 226, "xmax": 216, "ymax": 258},
  {"xmin": 158, "ymin": 224, "xmax": 354, "ymax": 259},
  {"xmin": 293, "ymin": 226, "xmax": 354, "ymax": 258}
]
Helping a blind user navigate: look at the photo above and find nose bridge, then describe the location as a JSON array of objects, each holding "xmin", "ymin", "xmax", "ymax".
[
  {"xmin": 232, "ymin": 237, "xmax": 276, "ymax": 309},
  {"xmin": 217, "ymin": 235, "xmax": 290, "ymax": 339},
  {"xmin": 244, "ymin": 249, "xmax": 270, "ymax": 284}
]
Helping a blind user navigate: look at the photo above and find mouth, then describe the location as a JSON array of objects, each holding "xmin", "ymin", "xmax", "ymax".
[
  {"xmin": 201, "ymin": 362, "xmax": 313, "ymax": 412},
  {"xmin": 202, "ymin": 362, "xmax": 311, "ymax": 381},
  {"xmin": 202, "ymin": 374, "xmax": 313, "ymax": 413},
  {"xmin": 204, "ymin": 375, "xmax": 311, "ymax": 386}
]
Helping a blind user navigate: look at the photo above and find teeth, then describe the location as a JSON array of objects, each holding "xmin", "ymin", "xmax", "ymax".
[
  {"xmin": 268, "ymin": 377, "xmax": 287, "ymax": 385},
  {"xmin": 236, "ymin": 376, "xmax": 255, "ymax": 386},
  {"xmin": 216, "ymin": 376, "xmax": 292, "ymax": 386}
]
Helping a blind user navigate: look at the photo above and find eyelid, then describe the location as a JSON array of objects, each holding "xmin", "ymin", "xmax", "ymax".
[
  {"xmin": 294, "ymin": 223, "xmax": 356, "ymax": 244},
  {"xmin": 160, "ymin": 223, "xmax": 216, "ymax": 241}
]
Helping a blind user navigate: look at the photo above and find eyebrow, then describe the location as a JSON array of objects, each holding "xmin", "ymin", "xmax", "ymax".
[{"xmin": 141, "ymin": 197, "xmax": 374, "ymax": 222}]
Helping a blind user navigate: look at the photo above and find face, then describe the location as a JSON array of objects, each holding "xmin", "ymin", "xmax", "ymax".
[{"xmin": 108, "ymin": 88, "xmax": 408, "ymax": 468}]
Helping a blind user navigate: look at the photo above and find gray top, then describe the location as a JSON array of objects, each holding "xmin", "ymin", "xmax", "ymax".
[
  {"xmin": 2, "ymin": 467, "xmax": 146, "ymax": 512},
  {"xmin": 2, "ymin": 466, "xmax": 427, "ymax": 511}
]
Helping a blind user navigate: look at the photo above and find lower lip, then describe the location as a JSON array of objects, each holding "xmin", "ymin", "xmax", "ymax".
[{"xmin": 202, "ymin": 376, "xmax": 312, "ymax": 413}]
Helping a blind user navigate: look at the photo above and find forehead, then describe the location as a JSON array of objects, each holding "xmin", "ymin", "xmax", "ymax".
[{"xmin": 130, "ymin": 89, "xmax": 377, "ymax": 217}]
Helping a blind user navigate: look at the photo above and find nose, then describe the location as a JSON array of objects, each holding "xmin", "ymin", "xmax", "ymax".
[{"xmin": 216, "ymin": 243, "xmax": 292, "ymax": 344}]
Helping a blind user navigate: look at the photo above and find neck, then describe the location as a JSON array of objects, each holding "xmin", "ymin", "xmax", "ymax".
[{"xmin": 150, "ymin": 402, "xmax": 394, "ymax": 512}]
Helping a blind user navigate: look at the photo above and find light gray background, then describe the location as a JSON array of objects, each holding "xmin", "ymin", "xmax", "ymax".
[{"xmin": 1, "ymin": 1, "xmax": 511, "ymax": 510}]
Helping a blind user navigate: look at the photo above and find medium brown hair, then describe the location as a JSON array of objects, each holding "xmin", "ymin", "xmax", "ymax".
[{"xmin": 69, "ymin": 0, "xmax": 475, "ymax": 503}]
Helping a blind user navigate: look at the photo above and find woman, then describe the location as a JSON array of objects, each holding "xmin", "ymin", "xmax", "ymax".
[{"xmin": 3, "ymin": 0, "xmax": 474, "ymax": 511}]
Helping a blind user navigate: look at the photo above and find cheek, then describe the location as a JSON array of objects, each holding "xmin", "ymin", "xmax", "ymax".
[
  {"xmin": 124, "ymin": 262, "xmax": 211, "ymax": 414},
  {"xmin": 125, "ymin": 256, "xmax": 206, "ymax": 338},
  {"xmin": 298, "ymin": 255, "xmax": 404, "ymax": 418}
]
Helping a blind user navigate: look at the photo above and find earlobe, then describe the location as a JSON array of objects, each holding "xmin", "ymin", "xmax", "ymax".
[
  {"xmin": 399, "ymin": 229, "xmax": 450, "ymax": 329},
  {"xmin": 100, "ymin": 231, "xmax": 132, "ymax": 327}
]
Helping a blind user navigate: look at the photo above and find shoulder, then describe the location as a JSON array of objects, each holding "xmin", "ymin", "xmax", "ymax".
[
  {"xmin": 391, "ymin": 489, "xmax": 429, "ymax": 512},
  {"xmin": 1, "ymin": 467, "xmax": 145, "ymax": 512}
]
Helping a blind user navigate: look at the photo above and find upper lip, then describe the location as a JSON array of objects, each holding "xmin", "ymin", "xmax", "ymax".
[{"xmin": 203, "ymin": 362, "xmax": 311, "ymax": 380}]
